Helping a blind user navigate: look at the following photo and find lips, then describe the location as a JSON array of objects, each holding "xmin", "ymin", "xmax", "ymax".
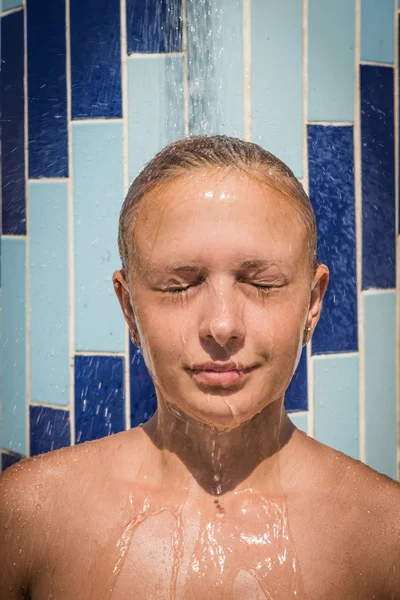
[{"xmin": 188, "ymin": 362, "xmax": 258, "ymax": 386}]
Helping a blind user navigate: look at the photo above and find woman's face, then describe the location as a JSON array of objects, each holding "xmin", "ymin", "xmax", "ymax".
[{"xmin": 115, "ymin": 169, "xmax": 328, "ymax": 431}]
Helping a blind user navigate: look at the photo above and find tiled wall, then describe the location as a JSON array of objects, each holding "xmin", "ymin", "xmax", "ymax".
[{"xmin": 1, "ymin": 0, "xmax": 398, "ymax": 480}]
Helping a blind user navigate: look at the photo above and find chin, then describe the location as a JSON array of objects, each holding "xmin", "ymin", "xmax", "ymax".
[{"xmin": 178, "ymin": 390, "xmax": 264, "ymax": 432}]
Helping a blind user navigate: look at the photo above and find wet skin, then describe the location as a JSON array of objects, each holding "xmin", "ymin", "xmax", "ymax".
[
  {"xmin": 1, "ymin": 426, "xmax": 400, "ymax": 599},
  {"xmin": 1, "ymin": 169, "xmax": 400, "ymax": 598}
]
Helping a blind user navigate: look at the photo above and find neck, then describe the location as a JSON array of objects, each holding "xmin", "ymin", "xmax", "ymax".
[{"xmin": 142, "ymin": 398, "xmax": 294, "ymax": 497}]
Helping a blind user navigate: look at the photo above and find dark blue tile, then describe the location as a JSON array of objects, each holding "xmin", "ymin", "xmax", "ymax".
[
  {"xmin": 308, "ymin": 125, "xmax": 358, "ymax": 354},
  {"xmin": 398, "ymin": 14, "xmax": 400, "ymax": 235},
  {"xmin": 1, "ymin": 11, "xmax": 26, "ymax": 235},
  {"xmin": 1, "ymin": 451, "xmax": 23, "ymax": 472},
  {"xmin": 284, "ymin": 347, "xmax": 308, "ymax": 412},
  {"xmin": 75, "ymin": 356, "xmax": 125, "ymax": 443},
  {"xmin": 70, "ymin": 0, "xmax": 122, "ymax": 119},
  {"xmin": 27, "ymin": 0, "xmax": 68, "ymax": 178},
  {"xmin": 126, "ymin": 0, "xmax": 182, "ymax": 54},
  {"xmin": 130, "ymin": 342, "xmax": 157, "ymax": 428},
  {"xmin": 30, "ymin": 406, "xmax": 70, "ymax": 456},
  {"xmin": 361, "ymin": 65, "xmax": 395, "ymax": 289}
]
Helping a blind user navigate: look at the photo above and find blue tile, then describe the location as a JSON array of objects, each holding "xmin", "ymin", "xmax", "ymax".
[
  {"xmin": 130, "ymin": 343, "xmax": 157, "ymax": 427},
  {"xmin": 1, "ymin": 238, "xmax": 26, "ymax": 454},
  {"xmin": 130, "ymin": 343, "xmax": 157, "ymax": 428},
  {"xmin": 252, "ymin": 0, "xmax": 303, "ymax": 177},
  {"xmin": 73, "ymin": 121, "xmax": 125, "ymax": 352},
  {"xmin": 126, "ymin": 0, "xmax": 182, "ymax": 54},
  {"xmin": 75, "ymin": 355, "xmax": 125, "ymax": 443},
  {"xmin": 70, "ymin": 0, "xmax": 121, "ymax": 119},
  {"xmin": 314, "ymin": 355, "xmax": 359, "ymax": 460},
  {"xmin": 127, "ymin": 56, "xmax": 184, "ymax": 181},
  {"xmin": 308, "ymin": 125, "xmax": 358, "ymax": 354},
  {"xmin": 29, "ymin": 182, "xmax": 69, "ymax": 406},
  {"xmin": 188, "ymin": 0, "xmax": 243, "ymax": 138},
  {"xmin": 284, "ymin": 346, "xmax": 307, "ymax": 412},
  {"xmin": 1, "ymin": 11, "xmax": 25, "ymax": 234},
  {"xmin": 1, "ymin": 451, "xmax": 22, "ymax": 472},
  {"xmin": 361, "ymin": 0, "xmax": 394, "ymax": 64},
  {"xmin": 2, "ymin": 0, "xmax": 22, "ymax": 11},
  {"xmin": 361, "ymin": 65, "xmax": 395, "ymax": 289},
  {"xmin": 308, "ymin": 0, "xmax": 355, "ymax": 122},
  {"xmin": 288, "ymin": 412, "xmax": 308, "ymax": 434},
  {"xmin": 30, "ymin": 406, "xmax": 70, "ymax": 456},
  {"xmin": 27, "ymin": 0, "xmax": 68, "ymax": 178},
  {"xmin": 364, "ymin": 292, "xmax": 396, "ymax": 479}
]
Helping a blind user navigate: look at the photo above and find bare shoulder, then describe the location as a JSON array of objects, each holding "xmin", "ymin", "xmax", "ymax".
[
  {"xmin": 300, "ymin": 435, "xmax": 400, "ymax": 596},
  {"xmin": 0, "ymin": 428, "xmax": 147, "ymax": 599}
]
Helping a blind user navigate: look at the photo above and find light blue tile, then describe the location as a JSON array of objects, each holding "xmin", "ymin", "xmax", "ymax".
[
  {"xmin": 309, "ymin": 0, "xmax": 355, "ymax": 122},
  {"xmin": 1, "ymin": 238, "xmax": 26, "ymax": 454},
  {"xmin": 314, "ymin": 355, "xmax": 359, "ymax": 460},
  {"xmin": 361, "ymin": 0, "xmax": 394, "ymax": 64},
  {"xmin": 73, "ymin": 121, "xmax": 125, "ymax": 352},
  {"xmin": 364, "ymin": 292, "xmax": 396, "ymax": 479},
  {"xmin": 128, "ymin": 56, "xmax": 184, "ymax": 181},
  {"xmin": 289, "ymin": 412, "xmax": 308, "ymax": 434},
  {"xmin": 2, "ymin": 0, "xmax": 22, "ymax": 11},
  {"xmin": 187, "ymin": 0, "xmax": 243, "ymax": 137},
  {"xmin": 252, "ymin": 0, "xmax": 303, "ymax": 178},
  {"xmin": 29, "ymin": 181, "xmax": 69, "ymax": 405}
]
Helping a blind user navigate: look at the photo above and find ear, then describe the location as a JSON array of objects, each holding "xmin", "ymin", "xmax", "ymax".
[
  {"xmin": 306, "ymin": 263, "xmax": 329, "ymax": 336},
  {"xmin": 112, "ymin": 270, "xmax": 139, "ymax": 343}
]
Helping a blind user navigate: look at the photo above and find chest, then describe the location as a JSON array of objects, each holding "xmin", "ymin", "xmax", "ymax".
[{"xmin": 30, "ymin": 501, "xmax": 375, "ymax": 600}]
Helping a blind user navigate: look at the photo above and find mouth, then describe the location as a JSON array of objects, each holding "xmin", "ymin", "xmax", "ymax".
[{"xmin": 187, "ymin": 363, "xmax": 258, "ymax": 387}]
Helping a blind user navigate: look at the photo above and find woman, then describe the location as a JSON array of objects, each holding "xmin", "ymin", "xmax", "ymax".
[{"xmin": 1, "ymin": 136, "xmax": 399, "ymax": 599}]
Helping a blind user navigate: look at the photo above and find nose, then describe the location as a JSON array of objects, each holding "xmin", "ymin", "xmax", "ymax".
[{"xmin": 199, "ymin": 279, "xmax": 245, "ymax": 349}]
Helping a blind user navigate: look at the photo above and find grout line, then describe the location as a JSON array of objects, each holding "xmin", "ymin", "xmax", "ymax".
[
  {"xmin": 65, "ymin": 0, "xmax": 76, "ymax": 447},
  {"xmin": 302, "ymin": 0, "xmax": 314, "ymax": 439},
  {"xmin": 71, "ymin": 117, "xmax": 123, "ymax": 126},
  {"xmin": 23, "ymin": 3, "xmax": 31, "ymax": 458},
  {"xmin": 360, "ymin": 60, "xmax": 394, "ymax": 68},
  {"xmin": 394, "ymin": 1, "xmax": 400, "ymax": 481},
  {"xmin": 75, "ymin": 350, "xmax": 127, "ymax": 357},
  {"xmin": 1, "ymin": 234, "xmax": 27, "ymax": 239},
  {"xmin": 30, "ymin": 401, "xmax": 71, "ymax": 411},
  {"xmin": 120, "ymin": 0, "xmax": 131, "ymax": 431},
  {"xmin": 354, "ymin": 0, "xmax": 365, "ymax": 464},
  {"xmin": 243, "ymin": 0, "xmax": 252, "ymax": 142},
  {"xmin": 182, "ymin": 0, "xmax": 189, "ymax": 137},
  {"xmin": 308, "ymin": 121, "xmax": 353, "ymax": 127},
  {"xmin": 127, "ymin": 51, "xmax": 184, "ymax": 59},
  {"xmin": 29, "ymin": 177, "xmax": 69, "ymax": 184},
  {"xmin": 361, "ymin": 287, "xmax": 397, "ymax": 295},
  {"xmin": 1, "ymin": 6, "xmax": 23, "ymax": 17},
  {"xmin": 313, "ymin": 351, "xmax": 360, "ymax": 360},
  {"xmin": 1, "ymin": 449, "xmax": 25, "ymax": 457}
]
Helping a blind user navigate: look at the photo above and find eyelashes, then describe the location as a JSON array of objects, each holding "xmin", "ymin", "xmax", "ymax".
[{"xmin": 161, "ymin": 282, "xmax": 277, "ymax": 296}]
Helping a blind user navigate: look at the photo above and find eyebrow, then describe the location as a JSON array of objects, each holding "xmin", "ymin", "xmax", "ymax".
[
  {"xmin": 152, "ymin": 259, "xmax": 286, "ymax": 274},
  {"xmin": 238, "ymin": 259, "xmax": 286, "ymax": 270}
]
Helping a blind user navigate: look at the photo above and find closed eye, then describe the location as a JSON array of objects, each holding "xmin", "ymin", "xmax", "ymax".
[
  {"xmin": 165, "ymin": 286, "xmax": 191, "ymax": 295},
  {"xmin": 251, "ymin": 283, "xmax": 274, "ymax": 290},
  {"xmin": 161, "ymin": 279, "xmax": 205, "ymax": 295}
]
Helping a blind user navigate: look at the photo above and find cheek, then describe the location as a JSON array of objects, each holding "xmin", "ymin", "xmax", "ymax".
[{"xmin": 251, "ymin": 293, "xmax": 307, "ymax": 342}]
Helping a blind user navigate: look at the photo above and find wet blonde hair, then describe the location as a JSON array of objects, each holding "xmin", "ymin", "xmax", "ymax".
[{"xmin": 118, "ymin": 135, "xmax": 317, "ymax": 274}]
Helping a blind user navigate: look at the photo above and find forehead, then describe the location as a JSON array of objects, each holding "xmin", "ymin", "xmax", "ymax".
[{"xmin": 131, "ymin": 169, "xmax": 309, "ymax": 270}]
